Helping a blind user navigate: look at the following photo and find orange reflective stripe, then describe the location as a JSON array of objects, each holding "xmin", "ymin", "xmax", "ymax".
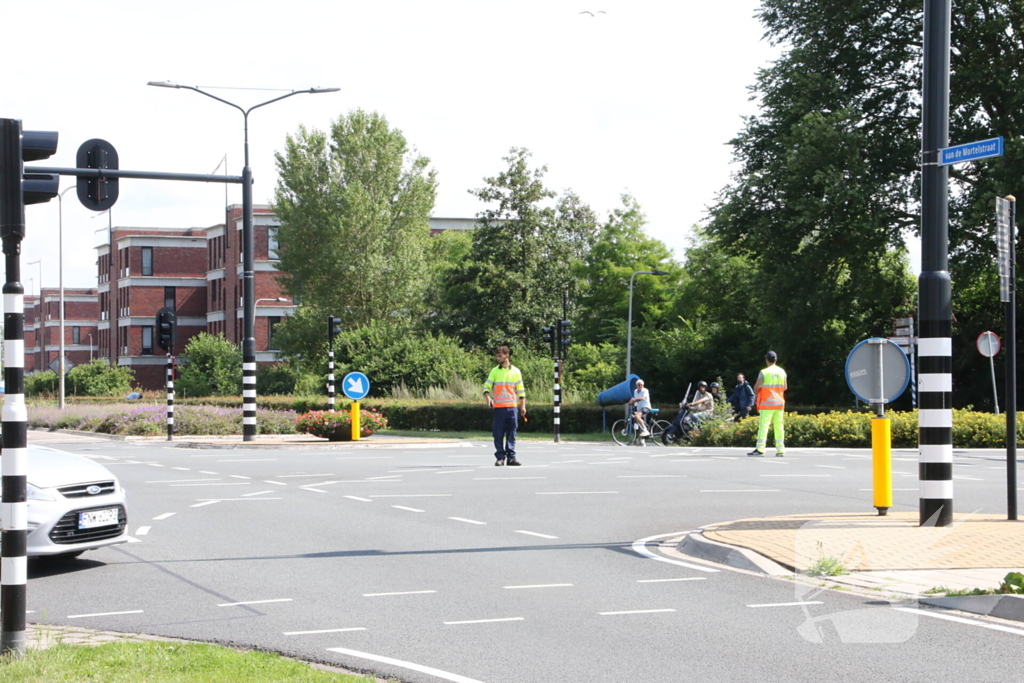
[{"xmin": 756, "ymin": 366, "xmax": 787, "ymax": 410}]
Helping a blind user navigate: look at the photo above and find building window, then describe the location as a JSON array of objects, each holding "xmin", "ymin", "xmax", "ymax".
[
  {"xmin": 142, "ymin": 326, "xmax": 153, "ymax": 355},
  {"xmin": 268, "ymin": 316, "xmax": 281, "ymax": 350},
  {"xmin": 268, "ymin": 228, "xmax": 280, "ymax": 260},
  {"xmin": 164, "ymin": 286, "xmax": 176, "ymax": 310},
  {"xmin": 142, "ymin": 247, "xmax": 153, "ymax": 276},
  {"xmin": 73, "ymin": 326, "xmax": 81, "ymax": 345}
]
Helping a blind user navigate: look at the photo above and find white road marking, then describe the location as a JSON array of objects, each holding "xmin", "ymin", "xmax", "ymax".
[
  {"xmin": 219, "ymin": 598, "xmax": 293, "ymax": 607},
  {"xmin": 449, "ymin": 517, "xmax": 486, "ymax": 525},
  {"xmin": 473, "ymin": 476, "xmax": 547, "ymax": 480},
  {"xmin": 190, "ymin": 500, "xmax": 220, "ymax": 508},
  {"xmin": 631, "ymin": 532, "xmax": 720, "ymax": 573},
  {"xmin": 264, "ymin": 480, "xmax": 287, "ymax": 486},
  {"xmin": 618, "ymin": 475, "xmax": 686, "ymax": 479},
  {"xmin": 135, "ymin": 526, "xmax": 151, "ymax": 536},
  {"xmin": 392, "ymin": 505, "xmax": 425, "ymax": 512},
  {"xmin": 892, "ymin": 607, "xmax": 1024, "ymax": 637},
  {"xmin": 701, "ymin": 489, "xmax": 780, "ymax": 493},
  {"xmin": 536, "ymin": 491, "xmax": 618, "ymax": 495},
  {"xmin": 711, "ymin": 456, "xmax": 737, "ymax": 460},
  {"xmin": 859, "ymin": 488, "xmax": 917, "ymax": 491},
  {"xmin": 669, "ymin": 459, "xmax": 712, "ymax": 462},
  {"xmin": 637, "ymin": 578, "xmax": 708, "ymax": 583},
  {"xmin": 242, "ymin": 490, "xmax": 276, "ymax": 497},
  {"xmin": 758, "ymin": 474, "xmax": 831, "ymax": 478},
  {"xmin": 747, "ymin": 601, "xmax": 823, "ymax": 608},
  {"xmin": 335, "ymin": 456, "xmax": 394, "ymax": 460},
  {"xmin": 68, "ymin": 610, "xmax": 143, "ymax": 619},
  {"xmin": 172, "ymin": 467, "xmax": 190, "ymax": 471},
  {"xmin": 146, "ymin": 478, "xmax": 221, "ymax": 484},
  {"xmin": 229, "ymin": 475, "xmax": 251, "ymax": 480},
  {"xmin": 344, "ymin": 496, "xmax": 373, "ymax": 502},
  {"xmin": 198, "ymin": 471, "xmax": 219, "ymax": 474},
  {"xmin": 170, "ymin": 482, "xmax": 250, "ymax": 487},
  {"xmin": 513, "ymin": 530, "xmax": 558, "ymax": 539},
  {"xmin": 125, "ymin": 535, "xmax": 142, "ymax": 543},
  {"xmin": 152, "ymin": 513, "xmax": 175, "ymax": 521},
  {"xmin": 147, "ymin": 464, "xmax": 165, "ymax": 467},
  {"xmin": 195, "ymin": 498, "xmax": 282, "ymax": 501},
  {"xmin": 599, "ymin": 609, "xmax": 675, "ymax": 616},
  {"xmin": 368, "ymin": 494, "xmax": 452, "ymax": 498},
  {"xmin": 504, "ymin": 583, "xmax": 572, "ymax": 590},
  {"xmin": 284, "ymin": 627, "xmax": 366, "ymax": 636},
  {"xmin": 952, "ymin": 476, "xmax": 984, "ymax": 481},
  {"xmin": 217, "ymin": 459, "xmax": 277, "ymax": 462},
  {"xmin": 277, "ymin": 473, "xmax": 335, "ymax": 478},
  {"xmin": 363, "ymin": 590, "xmax": 436, "ymax": 597},
  {"xmin": 303, "ymin": 488, "xmax": 328, "ymax": 493},
  {"xmin": 366, "ymin": 475, "xmax": 403, "ymax": 480},
  {"xmin": 327, "ymin": 646, "xmax": 486, "ymax": 683},
  {"xmin": 814, "ymin": 465, "xmax": 846, "ymax": 469},
  {"xmin": 436, "ymin": 469, "xmax": 474, "ymax": 475},
  {"xmin": 443, "ymin": 617, "xmax": 524, "ymax": 625},
  {"xmin": 550, "ymin": 460, "xmax": 584, "ymax": 464}
]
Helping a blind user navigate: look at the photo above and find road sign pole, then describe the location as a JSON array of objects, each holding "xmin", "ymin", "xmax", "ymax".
[
  {"xmin": 990, "ymin": 355, "xmax": 1000, "ymax": 416},
  {"xmin": 1004, "ymin": 196, "xmax": 1018, "ymax": 520},
  {"xmin": 351, "ymin": 401, "xmax": 360, "ymax": 441}
]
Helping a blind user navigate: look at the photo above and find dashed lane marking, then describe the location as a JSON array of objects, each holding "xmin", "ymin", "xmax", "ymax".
[
  {"xmin": 172, "ymin": 467, "xmax": 190, "ymax": 471},
  {"xmin": 153, "ymin": 513, "xmax": 175, "ymax": 521},
  {"xmin": 599, "ymin": 609, "xmax": 675, "ymax": 616},
  {"xmin": 392, "ymin": 506, "xmax": 425, "ymax": 512},
  {"xmin": 443, "ymin": 617, "xmax": 524, "ymax": 625},
  {"xmin": 747, "ymin": 601, "xmax": 823, "ymax": 608},
  {"xmin": 135, "ymin": 526, "xmax": 151, "ymax": 536},
  {"xmin": 814, "ymin": 465, "xmax": 846, "ymax": 469},
  {"xmin": 199, "ymin": 471, "xmax": 219, "ymax": 474},
  {"xmin": 449, "ymin": 517, "xmax": 487, "ymax": 525},
  {"xmin": 700, "ymin": 489, "xmax": 780, "ymax": 493},
  {"xmin": 368, "ymin": 494, "xmax": 452, "ymax": 498},
  {"xmin": 617, "ymin": 475, "xmax": 685, "ymax": 478},
  {"xmin": 68, "ymin": 610, "xmax": 144, "ymax": 619},
  {"xmin": 285, "ymin": 628, "xmax": 366, "ymax": 636},
  {"xmin": 436, "ymin": 469, "xmax": 475, "ymax": 475},
  {"xmin": 504, "ymin": 583, "xmax": 572, "ymax": 589},
  {"xmin": 190, "ymin": 501, "xmax": 220, "ymax": 508},
  {"xmin": 363, "ymin": 590, "xmax": 436, "ymax": 597},
  {"xmin": 535, "ymin": 491, "xmax": 618, "ymax": 495},
  {"xmin": 513, "ymin": 530, "xmax": 558, "ymax": 539},
  {"xmin": 344, "ymin": 496, "xmax": 373, "ymax": 502},
  {"xmin": 637, "ymin": 578, "xmax": 707, "ymax": 583},
  {"xmin": 217, "ymin": 459, "xmax": 277, "ymax": 462},
  {"xmin": 145, "ymin": 478, "xmax": 222, "ymax": 484},
  {"xmin": 219, "ymin": 598, "xmax": 293, "ymax": 607},
  {"xmin": 303, "ymin": 488, "xmax": 328, "ymax": 493},
  {"xmin": 229, "ymin": 475, "xmax": 252, "ymax": 479},
  {"xmin": 170, "ymin": 482, "xmax": 250, "ymax": 487},
  {"xmin": 242, "ymin": 490, "xmax": 276, "ymax": 497},
  {"xmin": 473, "ymin": 476, "xmax": 546, "ymax": 480},
  {"xmin": 277, "ymin": 473, "xmax": 335, "ymax": 478},
  {"xmin": 327, "ymin": 646, "xmax": 486, "ymax": 683},
  {"xmin": 264, "ymin": 480, "xmax": 287, "ymax": 486}
]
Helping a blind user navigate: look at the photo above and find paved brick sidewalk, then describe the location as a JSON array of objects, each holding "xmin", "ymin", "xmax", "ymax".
[
  {"xmin": 24, "ymin": 623, "xmax": 175, "ymax": 649},
  {"xmin": 703, "ymin": 511, "xmax": 1024, "ymax": 572}
]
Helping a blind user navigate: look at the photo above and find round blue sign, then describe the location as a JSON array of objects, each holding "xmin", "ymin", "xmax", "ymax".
[{"xmin": 342, "ymin": 371, "xmax": 371, "ymax": 400}]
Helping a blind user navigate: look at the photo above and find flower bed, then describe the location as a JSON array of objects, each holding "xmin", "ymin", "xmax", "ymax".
[
  {"xmin": 28, "ymin": 403, "xmax": 296, "ymax": 437},
  {"xmin": 295, "ymin": 410, "xmax": 388, "ymax": 441}
]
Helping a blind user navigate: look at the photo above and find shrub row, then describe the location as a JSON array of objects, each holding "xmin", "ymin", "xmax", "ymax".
[{"xmin": 29, "ymin": 404, "xmax": 297, "ymax": 437}]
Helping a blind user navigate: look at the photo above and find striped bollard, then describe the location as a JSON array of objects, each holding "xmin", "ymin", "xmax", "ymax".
[
  {"xmin": 553, "ymin": 360, "xmax": 561, "ymax": 443},
  {"xmin": 328, "ymin": 350, "xmax": 335, "ymax": 412},
  {"xmin": 242, "ymin": 360, "xmax": 257, "ymax": 440},
  {"xmin": 166, "ymin": 354, "xmax": 174, "ymax": 441},
  {"xmin": 1, "ymin": 117, "xmax": 29, "ymax": 656}
]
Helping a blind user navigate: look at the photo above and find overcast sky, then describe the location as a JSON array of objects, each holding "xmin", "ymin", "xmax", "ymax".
[{"xmin": 3, "ymin": 0, "xmax": 779, "ymax": 290}]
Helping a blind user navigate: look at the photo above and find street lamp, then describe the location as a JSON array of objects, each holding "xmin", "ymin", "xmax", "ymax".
[
  {"xmin": 56, "ymin": 185, "xmax": 76, "ymax": 409},
  {"xmin": 87, "ymin": 333, "xmax": 93, "ymax": 363},
  {"xmin": 625, "ymin": 269, "xmax": 670, "ymax": 382},
  {"xmin": 148, "ymin": 81, "xmax": 339, "ymax": 440},
  {"xmin": 27, "ymin": 259, "xmax": 43, "ymax": 372}
]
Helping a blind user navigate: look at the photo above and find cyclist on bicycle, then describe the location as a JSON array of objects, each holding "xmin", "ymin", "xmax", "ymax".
[{"xmin": 626, "ymin": 379, "xmax": 652, "ymax": 438}]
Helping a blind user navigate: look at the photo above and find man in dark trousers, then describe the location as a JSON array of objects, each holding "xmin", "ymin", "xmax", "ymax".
[
  {"xmin": 728, "ymin": 373, "xmax": 755, "ymax": 420},
  {"xmin": 483, "ymin": 346, "xmax": 527, "ymax": 466}
]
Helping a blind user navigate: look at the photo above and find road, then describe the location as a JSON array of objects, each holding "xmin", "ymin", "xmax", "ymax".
[{"xmin": 25, "ymin": 437, "xmax": 1024, "ymax": 682}]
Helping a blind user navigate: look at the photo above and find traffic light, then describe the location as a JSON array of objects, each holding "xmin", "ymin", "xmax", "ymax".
[
  {"xmin": 21, "ymin": 130, "xmax": 59, "ymax": 205},
  {"xmin": 327, "ymin": 316, "xmax": 342, "ymax": 346},
  {"xmin": 542, "ymin": 325, "xmax": 555, "ymax": 357},
  {"xmin": 156, "ymin": 306, "xmax": 177, "ymax": 353},
  {"xmin": 558, "ymin": 318, "xmax": 572, "ymax": 356},
  {"xmin": 76, "ymin": 138, "xmax": 119, "ymax": 211}
]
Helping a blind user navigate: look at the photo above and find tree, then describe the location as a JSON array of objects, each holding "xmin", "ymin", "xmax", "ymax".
[
  {"xmin": 178, "ymin": 333, "xmax": 242, "ymax": 397},
  {"xmin": 273, "ymin": 109, "xmax": 438, "ymax": 327},
  {"xmin": 438, "ymin": 148, "xmax": 598, "ymax": 350}
]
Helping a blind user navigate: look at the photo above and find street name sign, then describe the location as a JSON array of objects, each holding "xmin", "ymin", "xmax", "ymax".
[
  {"xmin": 342, "ymin": 371, "xmax": 371, "ymax": 400},
  {"xmin": 940, "ymin": 136, "xmax": 1003, "ymax": 166},
  {"xmin": 996, "ymin": 197, "xmax": 1014, "ymax": 302}
]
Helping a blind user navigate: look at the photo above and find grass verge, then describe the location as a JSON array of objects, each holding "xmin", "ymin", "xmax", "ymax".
[{"xmin": 0, "ymin": 641, "xmax": 375, "ymax": 683}]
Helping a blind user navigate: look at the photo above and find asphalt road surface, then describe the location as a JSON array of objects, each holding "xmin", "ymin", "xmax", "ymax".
[{"xmin": 25, "ymin": 437, "xmax": 1024, "ymax": 683}]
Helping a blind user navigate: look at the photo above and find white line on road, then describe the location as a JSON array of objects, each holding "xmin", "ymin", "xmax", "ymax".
[
  {"xmin": 344, "ymin": 496, "xmax": 373, "ymax": 502},
  {"xmin": 335, "ymin": 456, "xmax": 393, "ymax": 460},
  {"xmin": 504, "ymin": 583, "xmax": 572, "ymax": 589},
  {"xmin": 599, "ymin": 609, "xmax": 676, "ymax": 616},
  {"xmin": 264, "ymin": 480, "xmax": 287, "ymax": 486},
  {"xmin": 368, "ymin": 494, "xmax": 452, "ymax": 498},
  {"xmin": 514, "ymin": 530, "xmax": 558, "ymax": 539},
  {"xmin": 303, "ymin": 488, "xmax": 328, "ymax": 493},
  {"xmin": 363, "ymin": 590, "xmax": 436, "ymax": 597},
  {"xmin": 195, "ymin": 498, "xmax": 282, "ymax": 501},
  {"xmin": 637, "ymin": 578, "xmax": 708, "ymax": 583},
  {"xmin": 859, "ymin": 488, "xmax": 917, "ymax": 491},
  {"xmin": 669, "ymin": 459, "xmax": 712, "ymax": 462},
  {"xmin": 392, "ymin": 505, "xmax": 425, "ymax": 512},
  {"xmin": 814, "ymin": 465, "xmax": 847, "ymax": 469},
  {"xmin": 437, "ymin": 469, "xmax": 475, "ymax": 475},
  {"xmin": 550, "ymin": 460, "xmax": 584, "ymax": 464},
  {"xmin": 952, "ymin": 476, "xmax": 985, "ymax": 481},
  {"xmin": 171, "ymin": 467, "xmax": 190, "ymax": 471},
  {"xmin": 199, "ymin": 471, "xmax": 219, "ymax": 474},
  {"xmin": 711, "ymin": 457, "xmax": 737, "ymax": 460},
  {"xmin": 473, "ymin": 476, "xmax": 547, "ymax": 480},
  {"xmin": 631, "ymin": 533, "xmax": 720, "ymax": 573},
  {"xmin": 366, "ymin": 475, "xmax": 403, "ymax": 480},
  {"xmin": 147, "ymin": 464, "xmax": 165, "ymax": 467},
  {"xmin": 170, "ymin": 482, "xmax": 250, "ymax": 487},
  {"xmin": 277, "ymin": 473, "xmax": 336, "ymax": 478},
  {"xmin": 217, "ymin": 459, "xmax": 277, "ymax": 462},
  {"xmin": 747, "ymin": 601, "xmax": 824, "ymax": 608},
  {"xmin": 145, "ymin": 478, "xmax": 221, "ymax": 484},
  {"xmin": 449, "ymin": 517, "xmax": 486, "ymax": 525},
  {"xmin": 135, "ymin": 526, "xmax": 151, "ymax": 536},
  {"xmin": 229, "ymin": 475, "xmax": 252, "ymax": 479},
  {"xmin": 326, "ymin": 646, "xmax": 485, "ymax": 683},
  {"xmin": 219, "ymin": 598, "xmax": 293, "ymax": 607},
  {"xmin": 152, "ymin": 513, "xmax": 176, "ymax": 521},
  {"xmin": 618, "ymin": 475, "xmax": 686, "ymax": 479},
  {"xmin": 758, "ymin": 474, "xmax": 831, "ymax": 478},
  {"xmin": 443, "ymin": 617, "xmax": 524, "ymax": 625},
  {"xmin": 241, "ymin": 490, "xmax": 276, "ymax": 497},
  {"xmin": 190, "ymin": 500, "xmax": 220, "ymax": 508},
  {"xmin": 68, "ymin": 610, "xmax": 144, "ymax": 619},
  {"xmin": 892, "ymin": 607, "xmax": 1024, "ymax": 637},
  {"xmin": 284, "ymin": 627, "xmax": 366, "ymax": 636},
  {"xmin": 536, "ymin": 491, "xmax": 618, "ymax": 495},
  {"xmin": 701, "ymin": 489, "xmax": 780, "ymax": 493}
]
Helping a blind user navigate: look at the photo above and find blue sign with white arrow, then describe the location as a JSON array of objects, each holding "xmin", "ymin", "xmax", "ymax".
[
  {"xmin": 342, "ymin": 371, "xmax": 371, "ymax": 400},
  {"xmin": 939, "ymin": 136, "xmax": 1003, "ymax": 166}
]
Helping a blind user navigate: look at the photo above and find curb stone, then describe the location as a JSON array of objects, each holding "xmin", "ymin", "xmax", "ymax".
[
  {"xmin": 919, "ymin": 594, "xmax": 1024, "ymax": 623},
  {"xmin": 676, "ymin": 531, "xmax": 793, "ymax": 576}
]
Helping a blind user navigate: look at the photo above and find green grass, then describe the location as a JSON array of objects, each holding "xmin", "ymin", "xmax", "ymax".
[
  {"xmin": 384, "ymin": 429, "xmax": 612, "ymax": 442},
  {"xmin": 923, "ymin": 585, "xmax": 994, "ymax": 597},
  {"xmin": 0, "ymin": 641, "xmax": 375, "ymax": 682}
]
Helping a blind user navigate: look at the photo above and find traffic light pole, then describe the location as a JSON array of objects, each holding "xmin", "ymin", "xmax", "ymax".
[
  {"xmin": 166, "ymin": 352, "xmax": 174, "ymax": 441},
  {"xmin": 241, "ymin": 165, "xmax": 257, "ymax": 441},
  {"xmin": 1, "ymin": 118, "xmax": 31, "ymax": 657},
  {"xmin": 553, "ymin": 358, "xmax": 562, "ymax": 444}
]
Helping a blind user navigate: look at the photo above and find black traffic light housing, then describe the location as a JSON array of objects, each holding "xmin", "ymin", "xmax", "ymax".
[
  {"xmin": 21, "ymin": 130, "xmax": 59, "ymax": 205},
  {"xmin": 156, "ymin": 306, "xmax": 177, "ymax": 353},
  {"xmin": 76, "ymin": 138, "xmax": 119, "ymax": 211},
  {"xmin": 558, "ymin": 318, "xmax": 572, "ymax": 357},
  {"xmin": 542, "ymin": 325, "xmax": 556, "ymax": 357},
  {"xmin": 327, "ymin": 316, "xmax": 342, "ymax": 347}
]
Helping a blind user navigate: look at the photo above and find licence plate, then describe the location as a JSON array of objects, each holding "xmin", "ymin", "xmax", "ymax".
[{"xmin": 78, "ymin": 508, "xmax": 118, "ymax": 529}]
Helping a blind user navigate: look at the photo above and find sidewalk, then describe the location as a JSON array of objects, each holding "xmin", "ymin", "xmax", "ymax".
[{"xmin": 675, "ymin": 511, "xmax": 1024, "ymax": 619}]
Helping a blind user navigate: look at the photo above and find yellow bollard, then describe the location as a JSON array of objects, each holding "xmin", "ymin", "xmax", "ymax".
[
  {"xmin": 351, "ymin": 401, "xmax": 361, "ymax": 441},
  {"xmin": 872, "ymin": 416, "xmax": 892, "ymax": 515}
]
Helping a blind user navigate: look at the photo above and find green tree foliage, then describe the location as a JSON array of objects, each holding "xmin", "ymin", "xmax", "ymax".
[
  {"xmin": 273, "ymin": 109, "xmax": 438, "ymax": 327},
  {"xmin": 178, "ymin": 333, "xmax": 243, "ymax": 397},
  {"xmin": 438, "ymin": 148, "xmax": 598, "ymax": 350},
  {"xmin": 67, "ymin": 360, "xmax": 135, "ymax": 396}
]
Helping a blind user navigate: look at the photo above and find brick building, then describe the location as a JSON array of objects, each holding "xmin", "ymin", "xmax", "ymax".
[{"xmin": 24, "ymin": 289, "xmax": 100, "ymax": 374}]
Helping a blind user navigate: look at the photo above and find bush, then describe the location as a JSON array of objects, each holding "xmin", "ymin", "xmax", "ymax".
[
  {"xmin": 67, "ymin": 360, "xmax": 135, "ymax": 397},
  {"xmin": 296, "ymin": 409, "xmax": 388, "ymax": 440},
  {"xmin": 178, "ymin": 333, "xmax": 242, "ymax": 397},
  {"xmin": 25, "ymin": 371, "xmax": 59, "ymax": 397}
]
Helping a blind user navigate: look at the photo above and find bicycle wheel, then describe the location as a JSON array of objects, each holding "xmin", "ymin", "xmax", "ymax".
[
  {"xmin": 650, "ymin": 420, "xmax": 671, "ymax": 442},
  {"xmin": 611, "ymin": 419, "xmax": 633, "ymax": 446}
]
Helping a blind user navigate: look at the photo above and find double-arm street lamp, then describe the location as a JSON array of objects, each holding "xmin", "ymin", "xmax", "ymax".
[
  {"xmin": 56, "ymin": 185, "xmax": 76, "ymax": 408},
  {"xmin": 148, "ymin": 81, "xmax": 338, "ymax": 440},
  {"xmin": 625, "ymin": 269, "xmax": 670, "ymax": 382}
]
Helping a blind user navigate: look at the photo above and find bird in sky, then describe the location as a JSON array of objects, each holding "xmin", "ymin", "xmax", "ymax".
[{"xmin": 579, "ymin": 10, "xmax": 606, "ymax": 17}]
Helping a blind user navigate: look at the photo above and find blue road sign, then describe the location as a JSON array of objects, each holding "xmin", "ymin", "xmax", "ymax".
[
  {"xmin": 342, "ymin": 371, "xmax": 371, "ymax": 400},
  {"xmin": 939, "ymin": 136, "xmax": 1003, "ymax": 166}
]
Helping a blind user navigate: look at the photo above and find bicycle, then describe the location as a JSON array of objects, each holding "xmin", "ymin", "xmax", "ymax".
[{"xmin": 611, "ymin": 407, "xmax": 671, "ymax": 447}]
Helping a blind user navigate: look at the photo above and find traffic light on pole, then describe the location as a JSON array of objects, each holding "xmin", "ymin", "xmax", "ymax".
[
  {"xmin": 21, "ymin": 130, "xmax": 59, "ymax": 205},
  {"xmin": 76, "ymin": 139, "xmax": 119, "ymax": 211},
  {"xmin": 156, "ymin": 306, "xmax": 177, "ymax": 353},
  {"xmin": 327, "ymin": 316, "xmax": 342, "ymax": 346},
  {"xmin": 542, "ymin": 325, "xmax": 556, "ymax": 357},
  {"xmin": 559, "ymin": 319, "xmax": 572, "ymax": 356}
]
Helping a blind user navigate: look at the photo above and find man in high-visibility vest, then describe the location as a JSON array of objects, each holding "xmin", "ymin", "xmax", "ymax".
[
  {"xmin": 748, "ymin": 350, "xmax": 787, "ymax": 457},
  {"xmin": 483, "ymin": 345, "xmax": 527, "ymax": 466}
]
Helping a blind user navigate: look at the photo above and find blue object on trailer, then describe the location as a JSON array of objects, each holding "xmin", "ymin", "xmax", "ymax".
[{"xmin": 597, "ymin": 374, "xmax": 641, "ymax": 407}]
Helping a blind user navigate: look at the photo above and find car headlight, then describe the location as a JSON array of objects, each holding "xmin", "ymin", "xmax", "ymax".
[{"xmin": 27, "ymin": 484, "xmax": 55, "ymax": 501}]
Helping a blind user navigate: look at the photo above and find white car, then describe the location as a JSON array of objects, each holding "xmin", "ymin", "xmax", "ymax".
[{"xmin": 0, "ymin": 446, "xmax": 128, "ymax": 559}]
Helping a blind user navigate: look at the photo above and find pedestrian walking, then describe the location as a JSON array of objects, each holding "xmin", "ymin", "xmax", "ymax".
[
  {"xmin": 728, "ymin": 373, "xmax": 755, "ymax": 420},
  {"xmin": 483, "ymin": 346, "xmax": 527, "ymax": 466},
  {"xmin": 748, "ymin": 351, "xmax": 787, "ymax": 457}
]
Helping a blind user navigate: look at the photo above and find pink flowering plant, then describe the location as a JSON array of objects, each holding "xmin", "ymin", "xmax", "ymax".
[{"xmin": 295, "ymin": 409, "xmax": 388, "ymax": 441}]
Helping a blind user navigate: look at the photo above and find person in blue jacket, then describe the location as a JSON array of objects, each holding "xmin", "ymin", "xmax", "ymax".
[{"xmin": 727, "ymin": 373, "xmax": 755, "ymax": 420}]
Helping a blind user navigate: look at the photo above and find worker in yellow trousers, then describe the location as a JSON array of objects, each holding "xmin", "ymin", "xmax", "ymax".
[{"xmin": 748, "ymin": 351, "xmax": 787, "ymax": 457}]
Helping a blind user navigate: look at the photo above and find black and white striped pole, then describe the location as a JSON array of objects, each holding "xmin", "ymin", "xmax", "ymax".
[
  {"xmin": 327, "ymin": 316, "xmax": 341, "ymax": 412},
  {"xmin": 156, "ymin": 307, "xmax": 177, "ymax": 442},
  {"xmin": 1, "ymin": 119, "xmax": 59, "ymax": 656},
  {"xmin": 166, "ymin": 354, "xmax": 174, "ymax": 441},
  {"xmin": 553, "ymin": 359, "xmax": 561, "ymax": 443},
  {"xmin": 919, "ymin": 0, "xmax": 953, "ymax": 527}
]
